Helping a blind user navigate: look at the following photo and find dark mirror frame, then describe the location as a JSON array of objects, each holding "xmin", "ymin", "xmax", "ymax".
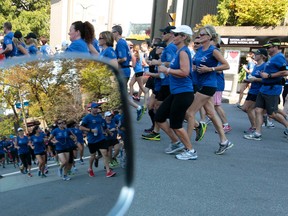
[{"xmin": 0, "ymin": 53, "xmax": 134, "ymax": 216}]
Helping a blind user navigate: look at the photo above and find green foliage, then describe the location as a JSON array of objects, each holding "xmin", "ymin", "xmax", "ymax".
[
  {"xmin": 199, "ymin": 0, "xmax": 288, "ymax": 26},
  {"xmin": 0, "ymin": 114, "xmax": 15, "ymax": 136},
  {"xmin": 238, "ymin": 67, "xmax": 246, "ymax": 83},
  {"xmin": 0, "ymin": 0, "xmax": 50, "ymax": 38}
]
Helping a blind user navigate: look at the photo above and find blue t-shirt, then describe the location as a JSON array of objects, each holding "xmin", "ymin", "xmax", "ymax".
[
  {"xmin": 160, "ymin": 42, "xmax": 177, "ymax": 86},
  {"xmin": 93, "ymin": 39, "xmax": 100, "ymax": 53},
  {"xmin": 17, "ymin": 136, "xmax": 30, "ymax": 155},
  {"xmin": 100, "ymin": 47, "xmax": 117, "ymax": 60},
  {"xmin": 169, "ymin": 46, "xmax": 193, "ymax": 94},
  {"xmin": 81, "ymin": 113, "xmax": 107, "ymax": 144},
  {"xmin": 30, "ymin": 134, "xmax": 46, "ymax": 154},
  {"xmin": 115, "ymin": 38, "xmax": 132, "ymax": 78},
  {"xmin": 133, "ymin": 55, "xmax": 144, "ymax": 73},
  {"xmin": 193, "ymin": 45, "xmax": 218, "ymax": 88},
  {"xmin": 245, "ymin": 61, "xmax": 256, "ymax": 79},
  {"xmin": 0, "ymin": 141, "xmax": 6, "ymax": 154},
  {"xmin": 3, "ymin": 32, "xmax": 16, "ymax": 58},
  {"xmin": 40, "ymin": 44, "xmax": 53, "ymax": 56},
  {"xmin": 27, "ymin": 45, "xmax": 38, "ymax": 55},
  {"xmin": 70, "ymin": 127, "xmax": 84, "ymax": 144},
  {"xmin": 14, "ymin": 42, "xmax": 26, "ymax": 56},
  {"xmin": 248, "ymin": 63, "xmax": 265, "ymax": 95},
  {"xmin": 105, "ymin": 119, "xmax": 118, "ymax": 140},
  {"xmin": 260, "ymin": 52, "xmax": 287, "ymax": 95},
  {"xmin": 66, "ymin": 39, "xmax": 89, "ymax": 53},
  {"xmin": 51, "ymin": 128, "xmax": 73, "ymax": 151}
]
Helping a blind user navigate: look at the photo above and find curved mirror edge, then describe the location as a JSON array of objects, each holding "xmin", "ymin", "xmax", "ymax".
[{"xmin": 0, "ymin": 53, "xmax": 135, "ymax": 216}]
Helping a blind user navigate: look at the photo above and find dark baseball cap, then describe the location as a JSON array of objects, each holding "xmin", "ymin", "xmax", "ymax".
[
  {"xmin": 25, "ymin": 32, "xmax": 37, "ymax": 39},
  {"xmin": 159, "ymin": 26, "xmax": 176, "ymax": 33},
  {"xmin": 263, "ymin": 38, "xmax": 281, "ymax": 47},
  {"xmin": 253, "ymin": 48, "xmax": 268, "ymax": 57},
  {"xmin": 14, "ymin": 30, "xmax": 22, "ymax": 39}
]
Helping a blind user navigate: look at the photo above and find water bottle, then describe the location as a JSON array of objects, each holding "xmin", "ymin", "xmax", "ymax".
[
  {"xmin": 159, "ymin": 72, "xmax": 165, "ymax": 79},
  {"xmin": 94, "ymin": 128, "xmax": 98, "ymax": 136}
]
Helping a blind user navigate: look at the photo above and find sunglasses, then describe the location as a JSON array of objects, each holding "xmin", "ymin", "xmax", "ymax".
[
  {"xmin": 162, "ymin": 32, "xmax": 168, "ymax": 35},
  {"xmin": 265, "ymin": 46, "xmax": 274, "ymax": 50},
  {"xmin": 194, "ymin": 42, "xmax": 201, "ymax": 45},
  {"xmin": 99, "ymin": 37, "xmax": 104, "ymax": 40},
  {"xmin": 173, "ymin": 33, "xmax": 184, "ymax": 37},
  {"xmin": 199, "ymin": 33, "xmax": 208, "ymax": 37}
]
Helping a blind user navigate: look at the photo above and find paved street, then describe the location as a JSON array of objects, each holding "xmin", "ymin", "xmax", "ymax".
[
  {"xmin": 0, "ymin": 150, "xmax": 125, "ymax": 216},
  {"xmin": 1, "ymin": 100, "xmax": 288, "ymax": 216},
  {"xmin": 126, "ymin": 101, "xmax": 288, "ymax": 216}
]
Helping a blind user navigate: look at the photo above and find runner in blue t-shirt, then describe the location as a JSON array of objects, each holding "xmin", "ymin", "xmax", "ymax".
[
  {"xmin": 237, "ymin": 53, "xmax": 256, "ymax": 107},
  {"xmin": 112, "ymin": 25, "xmax": 145, "ymax": 122},
  {"xmin": 15, "ymin": 128, "xmax": 33, "ymax": 177},
  {"xmin": 66, "ymin": 21, "xmax": 96, "ymax": 54},
  {"xmin": 24, "ymin": 32, "xmax": 40, "ymax": 55},
  {"xmin": 186, "ymin": 25, "xmax": 233, "ymax": 155},
  {"xmin": 98, "ymin": 31, "xmax": 118, "ymax": 68},
  {"xmin": 49, "ymin": 120, "xmax": 76, "ymax": 181},
  {"xmin": 244, "ymin": 39, "xmax": 288, "ymax": 141},
  {"xmin": 0, "ymin": 22, "xmax": 16, "ymax": 58},
  {"xmin": 156, "ymin": 25, "xmax": 197, "ymax": 160},
  {"xmin": 29, "ymin": 125, "xmax": 47, "ymax": 177},
  {"xmin": 80, "ymin": 102, "xmax": 116, "ymax": 178}
]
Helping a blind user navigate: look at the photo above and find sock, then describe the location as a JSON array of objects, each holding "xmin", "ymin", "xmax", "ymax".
[
  {"xmin": 223, "ymin": 123, "xmax": 228, "ymax": 126},
  {"xmin": 220, "ymin": 140, "xmax": 228, "ymax": 145}
]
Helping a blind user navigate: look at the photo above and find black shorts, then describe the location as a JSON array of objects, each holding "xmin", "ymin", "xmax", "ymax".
[
  {"xmin": 245, "ymin": 93, "xmax": 258, "ymax": 102},
  {"xmin": 255, "ymin": 92, "xmax": 279, "ymax": 115},
  {"xmin": 56, "ymin": 149, "xmax": 70, "ymax": 154},
  {"xmin": 198, "ymin": 86, "xmax": 217, "ymax": 97},
  {"xmin": 107, "ymin": 139, "xmax": 119, "ymax": 147},
  {"xmin": 69, "ymin": 150, "xmax": 74, "ymax": 163},
  {"xmin": 135, "ymin": 72, "xmax": 143, "ymax": 77},
  {"xmin": 145, "ymin": 76, "xmax": 155, "ymax": 89},
  {"xmin": 193, "ymin": 84, "xmax": 200, "ymax": 93},
  {"xmin": 35, "ymin": 152, "xmax": 46, "ymax": 156},
  {"xmin": 88, "ymin": 139, "xmax": 109, "ymax": 154},
  {"xmin": 0, "ymin": 153, "xmax": 4, "ymax": 159},
  {"xmin": 156, "ymin": 85, "xmax": 170, "ymax": 101},
  {"xmin": 155, "ymin": 92, "xmax": 194, "ymax": 129}
]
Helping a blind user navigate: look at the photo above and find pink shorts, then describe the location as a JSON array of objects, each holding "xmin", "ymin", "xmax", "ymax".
[{"xmin": 213, "ymin": 91, "xmax": 223, "ymax": 106}]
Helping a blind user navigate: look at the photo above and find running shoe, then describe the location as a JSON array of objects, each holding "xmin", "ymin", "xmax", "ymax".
[
  {"xmin": 41, "ymin": 174, "xmax": 47, "ymax": 178},
  {"xmin": 175, "ymin": 149, "xmax": 198, "ymax": 160},
  {"xmin": 284, "ymin": 128, "xmax": 288, "ymax": 136},
  {"xmin": 195, "ymin": 122, "xmax": 207, "ymax": 141},
  {"xmin": 79, "ymin": 158, "xmax": 84, "ymax": 165},
  {"xmin": 27, "ymin": 172, "xmax": 33, "ymax": 177},
  {"xmin": 165, "ymin": 141, "xmax": 185, "ymax": 154},
  {"xmin": 136, "ymin": 106, "xmax": 145, "ymax": 121},
  {"xmin": 243, "ymin": 127, "xmax": 256, "ymax": 134},
  {"xmin": 223, "ymin": 125, "xmax": 232, "ymax": 133},
  {"xmin": 57, "ymin": 167, "xmax": 63, "ymax": 177},
  {"xmin": 262, "ymin": 121, "xmax": 275, "ymax": 128},
  {"xmin": 243, "ymin": 132, "xmax": 262, "ymax": 141},
  {"xmin": 106, "ymin": 170, "xmax": 116, "ymax": 178},
  {"xmin": 109, "ymin": 158, "xmax": 119, "ymax": 168},
  {"xmin": 88, "ymin": 169, "xmax": 95, "ymax": 177},
  {"xmin": 62, "ymin": 175, "xmax": 71, "ymax": 181},
  {"xmin": 142, "ymin": 132, "xmax": 161, "ymax": 141},
  {"xmin": 215, "ymin": 141, "xmax": 234, "ymax": 155}
]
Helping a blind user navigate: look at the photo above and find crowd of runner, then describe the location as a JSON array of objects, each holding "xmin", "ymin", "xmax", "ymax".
[{"xmin": 0, "ymin": 20, "xmax": 287, "ymax": 179}]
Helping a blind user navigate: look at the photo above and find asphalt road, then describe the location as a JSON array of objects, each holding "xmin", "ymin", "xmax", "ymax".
[
  {"xmin": 0, "ymin": 150, "xmax": 125, "ymax": 216},
  {"xmin": 1, "ymin": 101, "xmax": 288, "ymax": 216},
  {"xmin": 126, "ymin": 102, "xmax": 288, "ymax": 216}
]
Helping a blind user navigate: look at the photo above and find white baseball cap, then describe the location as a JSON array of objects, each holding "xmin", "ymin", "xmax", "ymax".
[
  {"xmin": 17, "ymin": 128, "xmax": 24, "ymax": 132},
  {"xmin": 172, "ymin": 25, "xmax": 193, "ymax": 36},
  {"xmin": 104, "ymin": 111, "xmax": 112, "ymax": 117}
]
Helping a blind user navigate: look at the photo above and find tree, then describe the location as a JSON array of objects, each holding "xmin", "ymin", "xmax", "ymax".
[
  {"xmin": 0, "ymin": 0, "xmax": 50, "ymax": 38},
  {"xmin": 198, "ymin": 0, "xmax": 288, "ymax": 27}
]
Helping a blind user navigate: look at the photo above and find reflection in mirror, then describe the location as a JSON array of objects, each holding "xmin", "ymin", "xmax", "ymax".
[{"xmin": 0, "ymin": 55, "xmax": 134, "ymax": 216}]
